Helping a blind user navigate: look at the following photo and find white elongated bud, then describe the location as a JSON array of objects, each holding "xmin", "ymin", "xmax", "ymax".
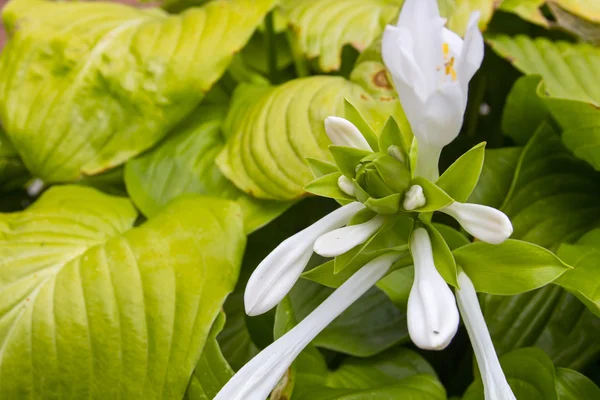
[
  {"xmin": 408, "ymin": 228, "xmax": 459, "ymax": 350},
  {"xmin": 244, "ymin": 202, "xmax": 365, "ymax": 316},
  {"xmin": 456, "ymin": 271, "xmax": 517, "ymax": 400},
  {"xmin": 440, "ymin": 202, "xmax": 513, "ymax": 245},
  {"xmin": 324, "ymin": 116, "xmax": 373, "ymax": 151},
  {"xmin": 404, "ymin": 184, "xmax": 427, "ymax": 210},
  {"xmin": 313, "ymin": 215, "xmax": 385, "ymax": 257},
  {"xmin": 216, "ymin": 253, "xmax": 400, "ymax": 400},
  {"xmin": 338, "ymin": 175, "xmax": 355, "ymax": 197}
]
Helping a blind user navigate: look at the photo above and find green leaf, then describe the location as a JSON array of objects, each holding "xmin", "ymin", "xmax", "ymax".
[
  {"xmin": 555, "ymin": 368, "xmax": 600, "ymax": 400},
  {"xmin": 436, "ymin": 142, "xmax": 486, "ymax": 203},
  {"xmin": 502, "ymin": 76, "xmax": 550, "ymax": 145},
  {"xmin": 423, "ymin": 222, "xmax": 458, "ymax": 287},
  {"xmin": 482, "ymin": 286, "xmax": 600, "ymax": 370},
  {"xmin": 499, "ymin": 0, "xmax": 549, "ymax": 27},
  {"xmin": 376, "ymin": 267, "xmax": 414, "ymax": 310},
  {"xmin": 443, "ymin": 0, "xmax": 500, "ymax": 36},
  {"xmin": 217, "ymin": 77, "xmax": 389, "ymax": 200},
  {"xmin": 0, "ymin": 185, "xmax": 246, "ymax": 399},
  {"xmin": 378, "ymin": 116, "xmax": 408, "ymax": 157},
  {"xmin": 344, "ymin": 99, "xmax": 380, "ymax": 151},
  {"xmin": 501, "ymin": 123, "xmax": 600, "ymax": 251},
  {"xmin": 468, "ymin": 147, "xmax": 522, "ymax": 209},
  {"xmin": 555, "ymin": 228, "xmax": 600, "ymax": 316},
  {"xmin": 278, "ymin": 0, "xmax": 403, "ymax": 72},
  {"xmin": 270, "ymin": 298, "xmax": 297, "ymax": 400},
  {"xmin": 409, "ymin": 177, "xmax": 453, "ymax": 212},
  {"xmin": 289, "ymin": 279, "xmax": 409, "ymax": 357},
  {"xmin": 184, "ymin": 313, "xmax": 234, "ymax": 400},
  {"xmin": 552, "ymin": 0, "xmax": 600, "ymax": 23},
  {"xmin": 304, "ymin": 172, "xmax": 354, "ymax": 202},
  {"xmin": 0, "ymin": 0, "xmax": 275, "ymax": 182},
  {"xmin": 329, "ymin": 146, "xmax": 373, "ymax": 179},
  {"xmin": 294, "ymin": 374, "xmax": 446, "ymax": 400},
  {"xmin": 306, "ymin": 158, "xmax": 339, "ymax": 178},
  {"xmin": 488, "ymin": 35, "xmax": 600, "ymax": 170},
  {"xmin": 373, "ymin": 153, "xmax": 412, "ymax": 194},
  {"xmin": 433, "ymin": 223, "xmax": 470, "ymax": 250},
  {"xmin": 463, "ymin": 348, "xmax": 558, "ymax": 400},
  {"xmin": 124, "ymin": 105, "xmax": 291, "ymax": 234},
  {"xmin": 454, "ymin": 240, "xmax": 570, "ymax": 295},
  {"xmin": 365, "ymin": 193, "xmax": 402, "ymax": 215}
]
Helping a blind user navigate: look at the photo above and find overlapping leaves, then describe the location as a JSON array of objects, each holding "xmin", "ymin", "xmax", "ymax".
[
  {"xmin": 0, "ymin": 186, "xmax": 246, "ymax": 399},
  {"xmin": 0, "ymin": 0, "xmax": 275, "ymax": 182}
]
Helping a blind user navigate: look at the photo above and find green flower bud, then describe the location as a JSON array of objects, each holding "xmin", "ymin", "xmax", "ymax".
[{"xmin": 355, "ymin": 153, "xmax": 411, "ymax": 199}]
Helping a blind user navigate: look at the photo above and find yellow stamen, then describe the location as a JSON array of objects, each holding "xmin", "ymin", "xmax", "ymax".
[
  {"xmin": 442, "ymin": 43, "xmax": 450, "ymax": 59},
  {"xmin": 444, "ymin": 57, "xmax": 457, "ymax": 81}
]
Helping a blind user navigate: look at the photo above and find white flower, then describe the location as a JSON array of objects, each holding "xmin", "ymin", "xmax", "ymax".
[
  {"xmin": 216, "ymin": 253, "xmax": 401, "ymax": 400},
  {"xmin": 407, "ymin": 228, "xmax": 459, "ymax": 350},
  {"xmin": 313, "ymin": 215, "xmax": 385, "ymax": 257},
  {"xmin": 456, "ymin": 271, "xmax": 516, "ymax": 400},
  {"xmin": 245, "ymin": 201, "xmax": 365, "ymax": 316},
  {"xmin": 382, "ymin": 0, "xmax": 484, "ymax": 181},
  {"xmin": 324, "ymin": 116, "xmax": 373, "ymax": 151},
  {"xmin": 337, "ymin": 175, "xmax": 355, "ymax": 196},
  {"xmin": 403, "ymin": 184, "xmax": 426, "ymax": 211},
  {"xmin": 440, "ymin": 202, "xmax": 513, "ymax": 245}
]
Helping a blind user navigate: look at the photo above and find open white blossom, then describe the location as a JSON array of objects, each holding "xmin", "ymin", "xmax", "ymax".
[
  {"xmin": 382, "ymin": 0, "xmax": 484, "ymax": 181},
  {"xmin": 456, "ymin": 271, "xmax": 517, "ymax": 400},
  {"xmin": 216, "ymin": 253, "xmax": 400, "ymax": 400}
]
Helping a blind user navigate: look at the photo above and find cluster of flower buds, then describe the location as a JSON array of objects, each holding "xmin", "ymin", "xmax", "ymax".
[{"xmin": 216, "ymin": 1, "xmax": 517, "ymax": 399}]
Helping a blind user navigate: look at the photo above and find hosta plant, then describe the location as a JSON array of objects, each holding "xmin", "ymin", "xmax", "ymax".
[{"xmin": 0, "ymin": 0, "xmax": 599, "ymax": 399}]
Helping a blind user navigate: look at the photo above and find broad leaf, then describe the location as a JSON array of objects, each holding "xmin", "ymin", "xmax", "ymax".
[
  {"xmin": 463, "ymin": 348, "xmax": 558, "ymax": 400},
  {"xmin": 555, "ymin": 368, "xmax": 600, "ymax": 400},
  {"xmin": 443, "ymin": 0, "xmax": 501, "ymax": 35},
  {"xmin": 278, "ymin": 0, "xmax": 403, "ymax": 72},
  {"xmin": 499, "ymin": 0, "xmax": 549, "ymax": 27},
  {"xmin": 500, "ymin": 123, "xmax": 600, "ymax": 251},
  {"xmin": 184, "ymin": 313, "xmax": 234, "ymax": 400},
  {"xmin": 482, "ymin": 286, "xmax": 600, "ymax": 370},
  {"xmin": 454, "ymin": 240, "xmax": 570, "ymax": 295},
  {"xmin": 488, "ymin": 35, "xmax": 600, "ymax": 170},
  {"xmin": 217, "ymin": 77, "xmax": 389, "ymax": 200},
  {"xmin": 555, "ymin": 228, "xmax": 600, "ymax": 316},
  {"xmin": 124, "ymin": 105, "xmax": 292, "ymax": 234},
  {"xmin": 289, "ymin": 279, "xmax": 409, "ymax": 357},
  {"xmin": 468, "ymin": 147, "xmax": 522, "ymax": 209},
  {"xmin": 502, "ymin": 76, "xmax": 550, "ymax": 145},
  {"xmin": 436, "ymin": 142, "xmax": 485, "ymax": 203},
  {"xmin": 0, "ymin": 186, "xmax": 246, "ymax": 399},
  {"xmin": 0, "ymin": 0, "xmax": 275, "ymax": 182}
]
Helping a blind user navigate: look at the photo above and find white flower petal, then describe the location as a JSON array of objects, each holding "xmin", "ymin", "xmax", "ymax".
[
  {"xmin": 403, "ymin": 185, "xmax": 427, "ymax": 211},
  {"xmin": 442, "ymin": 27, "xmax": 464, "ymax": 59},
  {"xmin": 396, "ymin": 0, "xmax": 444, "ymax": 89},
  {"xmin": 413, "ymin": 140, "xmax": 443, "ymax": 182},
  {"xmin": 338, "ymin": 175, "xmax": 355, "ymax": 197},
  {"xmin": 244, "ymin": 202, "xmax": 365, "ymax": 316},
  {"xmin": 408, "ymin": 228, "xmax": 459, "ymax": 350},
  {"xmin": 419, "ymin": 82, "xmax": 465, "ymax": 148},
  {"xmin": 440, "ymin": 202, "xmax": 513, "ymax": 245},
  {"xmin": 457, "ymin": 12, "xmax": 484, "ymax": 94},
  {"xmin": 313, "ymin": 215, "xmax": 385, "ymax": 257},
  {"xmin": 324, "ymin": 117, "xmax": 372, "ymax": 151},
  {"xmin": 216, "ymin": 253, "xmax": 400, "ymax": 400},
  {"xmin": 456, "ymin": 271, "xmax": 517, "ymax": 400}
]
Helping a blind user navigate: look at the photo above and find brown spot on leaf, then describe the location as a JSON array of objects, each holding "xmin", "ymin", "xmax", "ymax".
[
  {"xmin": 379, "ymin": 96, "xmax": 395, "ymax": 102},
  {"xmin": 373, "ymin": 70, "xmax": 392, "ymax": 90},
  {"xmin": 360, "ymin": 94, "xmax": 368, "ymax": 100}
]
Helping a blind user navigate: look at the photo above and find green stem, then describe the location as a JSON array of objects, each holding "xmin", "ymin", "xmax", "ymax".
[
  {"xmin": 286, "ymin": 30, "xmax": 310, "ymax": 78},
  {"xmin": 264, "ymin": 12, "xmax": 278, "ymax": 83}
]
